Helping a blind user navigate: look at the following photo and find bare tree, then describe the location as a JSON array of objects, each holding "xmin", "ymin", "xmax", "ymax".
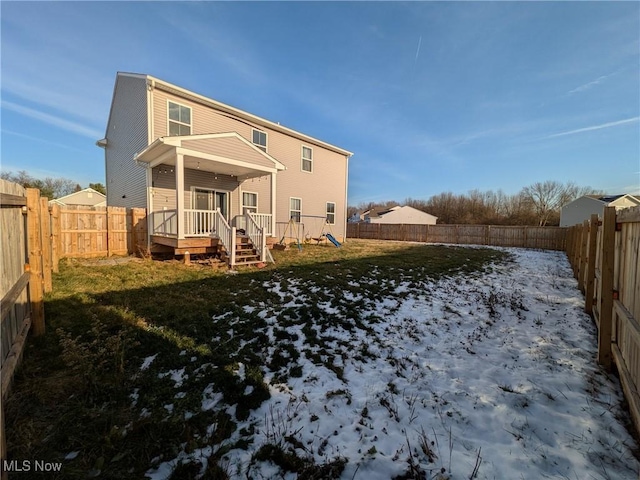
[{"xmin": 1, "ymin": 170, "xmax": 81, "ymax": 199}]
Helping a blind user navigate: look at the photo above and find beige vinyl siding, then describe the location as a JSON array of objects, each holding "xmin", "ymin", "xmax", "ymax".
[
  {"xmin": 153, "ymin": 89, "xmax": 253, "ymax": 139},
  {"xmin": 268, "ymin": 134, "xmax": 348, "ymax": 240},
  {"xmin": 105, "ymin": 74, "xmax": 149, "ymax": 207},
  {"xmin": 151, "ymin": 165, "xmax": 241, "ymax": 217},
  {"xmin": 181, "ymin": 137, "xmax": 275, "ymax": 169},
  {"xmin": 240, "ymin": 176, "xmax": 271, "ymax": 216},
  {"xmin": 152, "ymin": 86, "xmax": 348, "ymax": 239}
]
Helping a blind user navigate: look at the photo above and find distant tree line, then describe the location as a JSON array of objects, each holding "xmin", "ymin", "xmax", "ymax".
[
  {"xmin": 0, "ymin": 170, "xmax": 106, "ymax": 199},
  {"xmin": 349, "ymin": 180, "xmax": 603, "ymax": 227}
]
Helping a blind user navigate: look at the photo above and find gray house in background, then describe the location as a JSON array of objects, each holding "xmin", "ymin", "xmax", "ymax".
[
  {"xmin": 559, "ymin": 194, "xmax": 640, "ymax": 227},
  {"xmin": 97, "ymin": 72, "xmax": 352, "ymax": 263}
]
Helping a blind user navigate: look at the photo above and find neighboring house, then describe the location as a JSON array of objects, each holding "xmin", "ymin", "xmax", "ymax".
[
  {"xmin": 97, "ymin": 72, "xmax": 353, "ymax": 264},
  {"xmin": 356, "ymin": 205, "xmax": 438, "ymax": 225},
  {"xmin": 560, "ymin": 194, "xmax": 640, "ymax": 227},
  {"xmin": 49, "ymin": 188, "xmax": 106, "ymax": 207}
]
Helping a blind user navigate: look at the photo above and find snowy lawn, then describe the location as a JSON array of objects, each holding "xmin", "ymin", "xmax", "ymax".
[
  {"xmin": 142, "ymin": 246, "xmax": 638, "ymax": 479},
  {"xmin": 7, "ymin": 242, "xmax": 638, "ymax": 479}
]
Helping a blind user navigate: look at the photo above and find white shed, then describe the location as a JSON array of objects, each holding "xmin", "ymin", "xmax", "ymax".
[{"xmin": 367, "ymin": 205, "xmax": 438, "ymax": 225}]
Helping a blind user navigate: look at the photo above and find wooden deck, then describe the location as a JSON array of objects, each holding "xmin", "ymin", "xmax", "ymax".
[{"xmin": 151, "ymin": 235, "xmax": 221, "ymax": 255}]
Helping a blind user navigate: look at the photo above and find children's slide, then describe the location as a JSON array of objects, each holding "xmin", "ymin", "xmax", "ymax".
[{"xmin": 326, "ymin": 233, "xmax": 342, "ymax": 248}]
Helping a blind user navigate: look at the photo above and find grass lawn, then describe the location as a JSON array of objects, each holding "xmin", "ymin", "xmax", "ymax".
[{"xmin": 6, "ymin": 240, "xmax": 504, "ymax": 479}]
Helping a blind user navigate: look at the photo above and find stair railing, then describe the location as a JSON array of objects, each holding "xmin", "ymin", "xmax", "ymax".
[
  {"xmin": 213, "ymin": 209, "xmax": 236, "ymax": 266},
  {"xmin": 244, "ymin": 212, "xmax": 268, "ymax": 262}
]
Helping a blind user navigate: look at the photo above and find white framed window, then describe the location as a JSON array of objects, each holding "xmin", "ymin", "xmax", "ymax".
[
  {"xmin": 326, "ymin": 202, "xmax": 336, "ymax": 225},
  {"xmin": 290, "ymin": 197, "xmax": 302, "ymax": 222},
  {"xmin": 301, "ymin": 145, "xmax": 313, "ymax": 173},
  {"xmin": 252, "ymin": 129, "xmax": 267, "ymax": 152},
  {"xmin": 168, "ymin": 101, "xmax": 191, "ymax": 135},
  {"xmin": 242, "ymin": 191, "xmax": 258, "ymax": 214}
]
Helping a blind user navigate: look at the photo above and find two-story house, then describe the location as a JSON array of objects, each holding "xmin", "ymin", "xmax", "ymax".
[{"xmin": 98, "ymin": 72, "xmax": 352, "ymax": 264}]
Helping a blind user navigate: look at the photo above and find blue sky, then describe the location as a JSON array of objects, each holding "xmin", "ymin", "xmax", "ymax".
[{"xmin": 2, "ymin": 1, "xmax": 639, "ymax": 204}]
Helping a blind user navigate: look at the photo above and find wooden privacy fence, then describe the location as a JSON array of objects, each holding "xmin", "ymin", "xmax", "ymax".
[
  {"xmin": 347, "ymin": 223, "xmax": 566, "ymax": 250},
  {"xmin": 1, "ymin": 182, "xmax": 50, "ymax": 478},
  {"xmin": 54, "ymin": 205, "xmax": 147, "ymax": 258},
  {"xmin": 566, "ymin": 205, "xmax": 640, "ymax": 435}
]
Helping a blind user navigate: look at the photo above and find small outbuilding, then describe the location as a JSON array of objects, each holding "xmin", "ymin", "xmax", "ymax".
[{"xmin": 357, "ymin": 205, "xmax": 438, "ymax": 225}]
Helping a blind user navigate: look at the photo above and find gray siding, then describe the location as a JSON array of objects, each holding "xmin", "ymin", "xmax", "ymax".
[{"xmin": 105, "ymin": 74, "xmax": 149, "ymax": 208}]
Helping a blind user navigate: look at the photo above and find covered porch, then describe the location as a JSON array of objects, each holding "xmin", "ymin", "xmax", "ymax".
[{"xmin": 135, "ymin": 132, "xmax": 285, "ymax": 263}]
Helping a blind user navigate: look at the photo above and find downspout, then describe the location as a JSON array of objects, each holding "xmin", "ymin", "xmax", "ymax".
[{"xmin": 343, "ymin": 154, "xmax": 350, "ymax": 243}]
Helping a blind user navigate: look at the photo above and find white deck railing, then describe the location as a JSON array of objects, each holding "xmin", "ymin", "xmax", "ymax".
[
  {"xmin": 184, "ymin": 209, "xmax": 219, "ymax": 237},
  {"xmin": 151, "ymin": 209, "xmax": 177, "ymax": 236}
]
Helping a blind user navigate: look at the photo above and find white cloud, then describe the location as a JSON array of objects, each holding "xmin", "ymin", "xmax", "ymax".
[
  {"xmin": 567, "ymin": 71, "xmax": 618, "ymax": 95},
  {"xmin": 2, "ymin": 101, "xmax": 103, "ymax": 139},
  {"xmin": 545, "ymin": 117, "xmax": 639, "ymax": 139}
]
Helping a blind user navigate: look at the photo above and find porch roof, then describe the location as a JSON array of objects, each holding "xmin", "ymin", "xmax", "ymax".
[{"xmin": 134, "ymin": 132, "xmax": 286, "ymax": 180}]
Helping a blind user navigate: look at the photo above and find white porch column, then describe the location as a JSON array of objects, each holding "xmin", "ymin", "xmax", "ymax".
[
  {"xmin": 271, "ymin": 172, "xmax": 277, "ymax": 236},
  {"xmin": 176, "ymin": 153, "xmax": 185, "ymax": 239},
  {"xmin": 146, "ymin": 167, "xmax": 153, "ymax": 247}
]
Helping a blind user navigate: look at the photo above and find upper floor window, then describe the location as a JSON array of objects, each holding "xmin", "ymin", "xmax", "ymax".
[
  {"xmin": 252, "ymin": 129, "xmax": 267, "ymax": 152},
  {"xmin": 301, "ymin": 146, "xmax": 313, "ymax": 173},
  {"xmin": 326, "ymin": 202, "xmax": 336, "ymax": 225},
  {"xmin": 168, "ymin": 101, "xmax": 191, "ymax": 136}
]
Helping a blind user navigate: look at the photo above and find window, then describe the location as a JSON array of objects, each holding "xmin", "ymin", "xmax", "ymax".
[
  {"xmin": 326, "ymin": 202, "xmax": 336, "ymax": 225},
  {"xmin": 242, "ymin": 192, "xmax": 258, "ymax": 214},
  {"xmin": 290, "ymin": 197, "xmax": 302, "ymax": 222},
  {"xmin": 252, "ymin": 129, "xmax": 267, "ymax": 152},
  {"xmin": 301, "ymin": 146, "xmax": 313, "ymax": 172},
  {"xmin": 168, "ymin": 101, "xmax": 191, "ymax": 135}
]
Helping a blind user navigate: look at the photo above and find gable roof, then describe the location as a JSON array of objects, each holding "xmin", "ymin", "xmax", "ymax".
[
  {"xmin": 134, "ymin": 132, "xmax": 286, "ymax": 179},
  {"xmin": 110, "ymin": 72, "xmax": 353, "ymax": 158},
  {"xmin": 582, "ymin": 193, "xmax": 640, "ymax": 205}
]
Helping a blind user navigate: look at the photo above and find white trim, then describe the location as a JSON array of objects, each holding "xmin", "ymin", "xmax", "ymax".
[
  {"xmin": 344, "ymin": 155, "xmax": 349, "ymax": 242},
  {"xmin": 167, "ymin": 99, "xmax": 192, "ymax": 136},
  {"xmin": 301, "ymin": 145, "xmax": 313, "ymax": 173},
  {"xmin": 177, "ymin": 147, "xmax": 279, "ymax": 174},
  {"xmin": 271, "ymin": 173, "xmax": 277, "ymax": 229}
]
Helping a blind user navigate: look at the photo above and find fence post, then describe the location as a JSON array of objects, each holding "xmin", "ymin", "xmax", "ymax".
[
  {"xmin": 50, "ymin": 203, "xmax": 60, "ymax": 272},
  {"xmin": 26, "ymin": 188, "xmax": 45, "ymax": 336},
  {"xmin": 584, "ymin": 214, "xmax": 598, "ymax": 315},
  {"xmin": 106, "ymin": 206, "xmax": 112, "ymax": 257},
  {"xmin": 40, "ymin": 197, "xmax": 53, "ymax": 293},
  {"xmin": 598, "ymin": 207, "xmax": 616, "ymax": 369}
]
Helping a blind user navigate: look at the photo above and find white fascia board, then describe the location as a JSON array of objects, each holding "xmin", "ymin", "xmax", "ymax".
[{"xmin": 176, "ymin": 147, "xmax": 278, "ymax": 174}]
